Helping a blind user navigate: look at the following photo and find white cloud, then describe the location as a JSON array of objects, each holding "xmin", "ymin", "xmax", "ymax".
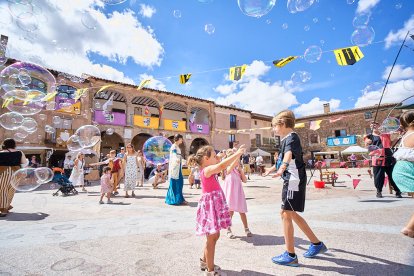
[
  {"xmin": 1, "ymin": 0, "xmax": 164, "ymax": 83},
  {"xmin": 139, "ymin": 4, "xmax": 156, "ymax": 18},
  {"xmin": 294, "ymin": 98, "xmax": 341, "ymax": 117},
  {"xmin": 354, "ymin": 79, "xmax": 414, "ymax": 108},
  {"xmin": 214, "ymin": 83, "xmax": 238, "ymax": 95},
  {"xmin": 139, "ymin": 73, "xmax": 166, "ymax": 91},
  {"xmin": 382, "ymin": 64, "xmax": 414, "ymax": 82},
  {"xmin": 243, "ymin": 60, "xmax": 271, "ymax": 79},
  {"xmin": 356, "ymin": 0, "xmax": 380, "ymax": 14},
  {"xmin": 385, "ymin": 14, "xmax": 414, "ymax": 49}
]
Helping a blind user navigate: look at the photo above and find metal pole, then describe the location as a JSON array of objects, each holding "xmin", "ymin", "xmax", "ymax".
[{"xmin": 373, "ymin": 31, "xmax": 410, "ymax": 123}]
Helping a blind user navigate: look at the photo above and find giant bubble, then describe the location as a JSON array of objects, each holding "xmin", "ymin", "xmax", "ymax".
[
  {"xmin": 0, "ymin": 112, "xmax": 24, "ymax": 130},
  {"xmin": 142, "ymin": 136, "xmax": 172, "ymax": 165},
  {"xmin": 238, "ymin": 0, "xmax": 276, "ymax": 18},
  {"xmin": 12, "ymin": 167, "xmax": 53, "ymax": 192},
  {"xmin": 74, "ymin": 125, "xmax": 101, "ymax": 148}
]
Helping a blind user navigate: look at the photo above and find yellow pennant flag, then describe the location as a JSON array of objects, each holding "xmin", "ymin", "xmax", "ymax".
[
  {"xmin": 42, "ymin": 92, "xmax": 57, "ymax": 102},
  {"xmin": 294, "ymin": 123, "xmax": 305, "ymax": 128},
  {"xmin": 97, "ymin": 85, "xmax": 113, "ymax": 94},
  {"xmin": 179, "ymin": 74, "xmax": 192, "ymax": 84},
  {"xmin": 229, "ymin": 64, "xmax": 247, "ymax": 81},
  {"xmin": 310, "ymin": 120, "xmax": 322, "ymax": 131},
  {"xmin": 137, "ymin": 79, "xmax": 151, "ymax": 90},
  {"xmin": 273, "ymin": 56, "xmax": 298, "ymax": 68},
  {"xmin": 2, "ymin": 97, "xmax": 14, "ymax": 108},
  {"xmin": 23, "ymin": 93, "xmax": 39, "ymax": 105},
  {"xmin": 333, "ymin": 46, "xmax": 364, "ymax": 66},
  {"xmin": 74, "ymin": 88, "xmax": 88, "ymax": 101}
]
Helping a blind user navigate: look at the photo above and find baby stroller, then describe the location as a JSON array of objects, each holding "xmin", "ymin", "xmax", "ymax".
[{"xmin": 52, "ymin": 168, "xmax": 78, "ymax": 196}]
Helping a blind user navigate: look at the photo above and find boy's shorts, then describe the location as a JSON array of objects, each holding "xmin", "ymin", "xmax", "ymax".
[
  {"xmin": 194, "ymin": 179, "xmax": 200, "ymax": 185},
  {"xmin": 243, "ymin": 164, "xmax": 250, "ymax": 173},
  {"xmin": 281, "ymin": 178, "xmax": 306, "ymax": 212}
]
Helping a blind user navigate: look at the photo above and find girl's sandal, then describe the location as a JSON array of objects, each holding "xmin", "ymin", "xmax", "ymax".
[
  {"xmin": 245, "ymin": 228, "xmax": 253, "ymax": 237},
  {"xmin": 401, "ymin": 228, "xmax": 414, "ymax": 238},
  {"xmin": 226, "ymin": 229, "xmax": 236, "ymax": 239},
  {"xmin": 199, "ymin": 258, "xmax": 221, "ymax": 271}
]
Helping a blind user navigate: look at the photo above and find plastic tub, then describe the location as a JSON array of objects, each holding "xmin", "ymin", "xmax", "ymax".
[{"xmin": 314, "ymin": 180, "xmax": 325, "ymax": 188}]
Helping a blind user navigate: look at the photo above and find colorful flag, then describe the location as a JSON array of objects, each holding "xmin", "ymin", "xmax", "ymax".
[
  {"xmin": 97, "ymin": 85, "xmax": 113, "ymax": 93},
  {"xmin": 179, "ymin": 74, "xmax": 191, "ymax": 84},
  {"xmin": 42, "ymin": 92, "xmax": 57, "ymax": 102},
  {"xmin": 229, "ymin": 64, "xmax": 247, "ymax": 81},
  {"xmin": 294, "ymin": 122, "xmax": 305, "ymax": 128},
  {"xmin": 159, "ymin": 105, "xmax": 164, "ymax": 117},
  {"xmin": 74, "ymin": 88, "xmax": 87, "ymax": 101},
  {"xmin": 137, "ymin": 79, "xmax": 151, "ymax": 90},
  {"xmin": 273, "ymin": 56, "xmax": 298, "ymax": 68},
  {"xmin": 102, "ymin": 95, "xmax": 114, "ymax": 111},
  {"xmin": 352, "ymin": 179, "xmax": 361, "ymax": 189},
  {"xmin": 310, "ymin": 120, "xmax": 322, "ymax": 130},
  {"xmin": 329, "ymin": 116, "xmax": 345, "ymax": 123},
  {"xmin": 333, "ymin": 46, "xmax": 364, "ymax": 66},
  {"xmin": 189, "ymin": 111, "xmax": 197, "ymax": 123},
  {"xmin": 144, "ymin": 105, "xmax": 150, "ymax": 115},
  {"xmin": 2, "ymin": 97, "xmax": 14, "ymax": 108}
]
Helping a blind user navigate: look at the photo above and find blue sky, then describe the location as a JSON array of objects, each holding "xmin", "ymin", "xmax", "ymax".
[{"xmin": 2, "ymin": 0, "xmax": 414, "ymax": 116}]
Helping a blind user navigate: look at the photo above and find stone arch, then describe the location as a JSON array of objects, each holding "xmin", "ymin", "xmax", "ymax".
[
  {"xmin": 131, "ymin": 133, "xmax": 153, "ymax": 151},
  {"xmin": 189, "ymin": 138, "xmax": 209, "ymax": 155},
  {"xmin": 190, "ymin": 106, "xmax": 210, "ymax": 124},
  {"xmin": 100, "ymin": 131, "xmax": 124, "ymax": 156},
  {"xmin": 168, "ymin": 135, "xmax": 186, "ymax": 159},
  {"xmin": 93, "ymin": 89, "xmax": 127, "ymax": 125},
  {"xmin": 131, "ymin": 96, "xmax": 160, "ymax": 116}
]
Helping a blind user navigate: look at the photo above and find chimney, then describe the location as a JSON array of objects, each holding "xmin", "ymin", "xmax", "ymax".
[{"xmin": 323, "ymin": 103, "xmax": 330, "ymax": 114}]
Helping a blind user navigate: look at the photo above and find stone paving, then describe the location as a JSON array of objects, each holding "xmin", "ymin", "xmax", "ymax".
[{"xmin": 0, "ymin": 168, "xmax": 413, "ymax": 275}]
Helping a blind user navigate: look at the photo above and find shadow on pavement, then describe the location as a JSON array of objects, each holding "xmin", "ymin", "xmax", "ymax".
[
  {"xmin": 239, "ymin": 234, "xmax": 307, "ymax": 247},
  {"xmin": 359, "ymin": 200, "xmax": 398, "ymax": 203},
  {"xmin": 222, "ymin": 270, "xmax": 275, "ymax": 276},
  {"xmin": 300, "ymin": 248, "xmax": 414, "ymax": 275},
  {"xmin": 245, "ymin": 186, "xmax": 270, "ymax": 189},
  {"xmin": 0, "ymin": 212, "xmax": 49, "ymax": 221},
  {"xmin": 134, "ymin": 195, "xmax": 166, "ymax": 200}
]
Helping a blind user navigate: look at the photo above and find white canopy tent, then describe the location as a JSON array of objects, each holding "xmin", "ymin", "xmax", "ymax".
[
  {"xmin": 250, "ymin": 148, "xmax": 271, "ymax": 157},
  {"xmin": 341, "ymin": 145, "xmax": 368, "ymax": 154}
]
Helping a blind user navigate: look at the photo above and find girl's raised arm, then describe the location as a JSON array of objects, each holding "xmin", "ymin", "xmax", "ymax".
[{"xmin": 204, "ymin": 145, "xmax": 246, "ymax": 178}]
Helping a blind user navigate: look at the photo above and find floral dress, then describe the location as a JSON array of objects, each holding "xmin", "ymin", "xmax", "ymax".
[{"xmin": 124, "ymin": 155, "xmax": 137, "ymax": 191}]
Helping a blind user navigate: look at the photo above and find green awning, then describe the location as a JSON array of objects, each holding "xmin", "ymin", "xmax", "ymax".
[{"xmin": 396, "ymin": 103, "xmax": 414, "ymax": 109}]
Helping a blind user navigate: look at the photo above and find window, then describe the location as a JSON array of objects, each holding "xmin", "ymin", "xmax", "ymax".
[
  {"xmin": 229, "ymin": 134, "xmax": 236, "ymax": 148},
  {"xmin": 334, "ymin": 129, "xmax": 347, "ymax": 137},
  {"xmin": 230, "ymin": 114, "xmax": 237, "ymax": 129},
  {"xmin": 256, "ymin": 134, "xmax": 261, "ymax": 147},
  {"xmin": 364, "ymin": 111, "xmax": 373, "ymax": 120},
  {"xmin": 274, "ymin": 136, "xmax": 281, "ymax": 148},
  {"xmin": 254, "ymin": 120, "xmax": 257, "ymax": 125},
  {"xmin": 310, "ymin": 133, "xmax": 319, "ymax": 144},
  {"xmin": 57, "ymin": 85, "xmax": 76, "ymax": 98}
]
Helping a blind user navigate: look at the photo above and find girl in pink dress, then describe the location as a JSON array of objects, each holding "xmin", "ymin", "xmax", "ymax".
[
  {"xmin": 223, "ymin": 149, "xmax": 252, "ymax": 239},
  {"xmin": 99, "ymin": 167, "xmax": 113, "ymax": 204},
  {"xmin": 189, "ymin": 145, "xmax": 246, "ymax": 276}
]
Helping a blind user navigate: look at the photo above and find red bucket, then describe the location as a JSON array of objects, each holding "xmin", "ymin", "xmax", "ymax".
[{"xmin": 314, "ymin": 180, "xmax": 325, "ymax": 188}]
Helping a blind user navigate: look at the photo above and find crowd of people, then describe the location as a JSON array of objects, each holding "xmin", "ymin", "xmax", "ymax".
[{"xmin": 0, "ymin": 109, "xmax": 413, "ymax": 275}]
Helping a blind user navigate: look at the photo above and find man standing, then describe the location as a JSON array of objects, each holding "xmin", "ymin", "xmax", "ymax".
[
  {"xmin": 63, "ymin": 155, "xmax": 74, "ymax": 178},
  {"xmin": 364, "ymin": 122, "xmax": 402, "ymax": 198},
  {"xmin": 117, "ymin": 147, "xmax": 125, "ymax": 158},
  {"xmin": 241, "ymin": 152, "xmax": 251, "ymax": 180},
  {"xmin": 255, "ymin": 155, "xmax": 264, "ymax": 176}
]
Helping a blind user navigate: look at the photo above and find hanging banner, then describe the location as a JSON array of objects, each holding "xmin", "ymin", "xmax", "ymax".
[
  {"xmin": 137, "ymin": 79, "xmax": 151, "ymax": 90},
  {"xmin": 133, "ymin": 115, "xmax": 159, "ymax": 129},
  {"xmin": 333, "ymin": 46, "xmax": 364, "ymax": 66},
  {"xmin": 55, "ymin": 97, "xmax": 81, "ymax": 115},
  {"xmin": 310, "ymin": 120, "xmax": 322, "ymax": 130},
  {"xmin": 229, "ymin": 64, "xmax": 247, "ymax": 81},
  {"xmin": 273, "ymin": 56, "xmax": 298, "ymax": 68},
  {"xmin": 327, "ymin": 135, "xmax": 357, "ymax": 147},
  {"xmin": 94, "ymin": 110, "xmax": 126, "ymax": 126},
  {"xmin": 179, "ymin": 74, "xmax": 192, "ymax": 84},
  {"xmin": 164, "ymin": 119, "xmax": 186, "ymax": 131},
  {"xmin": 294, "ymin": 122, "xmax": 305, "ymax": 128},
  {"xmin": 189, "ymin": 122, "xmax": 210, "ymax": 134}
]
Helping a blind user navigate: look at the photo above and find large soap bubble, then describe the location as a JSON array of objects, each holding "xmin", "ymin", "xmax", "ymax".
[
  {"xmin": 238, "ymin": 0, "xmax": 276, "ymax": 18},
  {"xmin": 381, "ymin": 117, "xmax": 400, "ymax": 133},
  {"xmin": 204, "ymin": 24, "xmax": 215, "ymax": 35},
  {"xmin": 74, "ymin": 125, "xmax": 101, "ymax": 148},
  {"xmin": 0, "ymin": 112, "xmax": 24, "ymax": 130},
  {"xmin": 12, "ymin": 167, "xmax": 53, "ymax": 192},
  {"xmin": 0, "ymin": 61, "xmax": 56, "ymax": 94},
  {"xmin": 67, "ymin": 135, "xmax": 82, "ymax": 152},
  {"xmin": 351, "ymin": 26, "xmax": 375, "ymax": 46},
  {"xmin": 304, "ymin": 45, "xmax": 322, "ymax": 63},
  {"xmin": 20, "ymin": 117, "xmax": 38, "ymax": 133},
  {"xmin": 353, "ymin": 12, "xmax": 370, "ymax": 28},
  {"xmin": 291, "ymin": 71, "xmax": 312, "ymax": 84},
  {"xmin": 287, "ymin": 0, "xmax": 315, "ymax": 13},
  {"xmin": 142, "ymin": 136, "xmax": 172, "ymax": 165},
  {"xmin": 102, "ymin": 0, "xmax": 127, "ymax": 4}
]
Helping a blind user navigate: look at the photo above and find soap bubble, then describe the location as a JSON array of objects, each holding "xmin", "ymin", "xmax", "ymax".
[
  {"xmin": 173, "ymin": 10, "xmax": 182, "ymax": 18},
  {"xmin": 304, "ymin": 45, "xmax": 322, "ymax": 63},
  {"xmin": 403, "ymin": 79, "xmax": 414, "ymax": 91},
  {"xmin": 266, "ymin": 19, "xmax": 271, "ymax": 24},
  {"xmin": 352, "ymin": 12, "xmax": 370, "ymax": 28},
  {"xmin": 56, "ymin": 137, "xmax": 63, "ymax": 145},
  {"xmin": 381, "ymin": 117, "xmax": 400, "ymax": 133},
  {"xmin": 291, "ymin": 71, "xmax": 312, "ymax": 84},
  {"xmin": 0, "ymin": 112, "xmax": 24, "ymax": 130},
  {"xmin": 11, "ymin": 167, "xmax": 52, "ymax": 192},
  {"xmin": 20, "ymin": 117, "xmax": 38, "ymax": 133},
  {"xmin": 204, "ymin": 24, "xmax": 215, "ymax": 35},
  {"xmin": 287, "ymin": 0, "xmax": 315, "ymax": 13},
  {"xmin": 0, "ymin": 61, "xmax": 56, "ymax": 94},
  {"xmin": 74, "ymin": 125, "xmax": 101, "ymax": 148},
  {"xmin": 16, "ymin": 13, "xmax": 39, "ymax": 32},
  {"xmin": 347, "ymin": 0, "xmax": 355, "ymax": 4},
  {"xmin": 81, "ymin": 10, "xmax": 98, "ymax": 30},
  {"xmin": 8, "ymin": 1, "xmax": 33, "ymax": 18},
  {"xmin": 282, "ymin": 23, "xmax": 288, "ymax": 30},
  {"xmin": 304, "ymin": 25, "xmax": 310, "ymax": 31},
  {"xmin": 395, "ymin": 3, "xmax": 402, "ymax": 9},
  {"xmin": 102, "ymin": 0, "xmax": 127, "ymax": 4},
  {"xmin": 5, "ymin": 98, "xmax": 44, "ymax": 115},
  {"xmin": 52, "ymin": 116, "xmax": 62, "ymax": 125},
  {"xmin": 106, "ymin": 128, "xmax": 114, "ymax": 135},
  {"xmin": 45, "ymin": 125, "xmax": 55, "ymax": 134},
  {"xmin": 238, "ymin": 0, "xmax": 276, "ymax": 18},
  {"xmin": 60, "ymin": 131, "xmax": 70, "ymax": 142},
  {"xmin": 142, "ymin": 136, "xmax": 172, "ymax": 165},
  {"xmin": 66, "ymin": 135, "xmax": 82, "ymax": 151},
  {"xmin": 94, "ymin": 101, "xmax": 101, "ymax": 109},
  {"xmin": 351, "ymin": 26, "xmax": 375, "ymax": 46},
  {"xmin": 14, "ymin": 133, "xmax": 24, "ymax": 142},
  {"xmin": 320, "ymin": 39, "xmax": 325, "ymax": 45}
]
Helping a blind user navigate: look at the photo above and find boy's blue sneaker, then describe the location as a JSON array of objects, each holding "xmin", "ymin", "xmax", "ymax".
[
  {"xmin": 271, "ymin": 251, "xmax": 299, "ymax": 267},
  {"xmin": 303, "ymin": 242, "xmax": 328, "ymax": 258}
]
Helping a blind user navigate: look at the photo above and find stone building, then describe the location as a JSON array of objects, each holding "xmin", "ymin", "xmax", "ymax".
[
  {"xmin": 294, "ymin": 102, "xmax": 402, "ymax": 162},
  {"xmin": 250, "ymin": 113, "xmax": 279, "ymax": 162}
]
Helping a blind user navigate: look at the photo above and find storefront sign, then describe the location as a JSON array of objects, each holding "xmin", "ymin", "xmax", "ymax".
[{"xmin": 327, "ymin": 135, "xmax": 357, "ymax": 147}]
